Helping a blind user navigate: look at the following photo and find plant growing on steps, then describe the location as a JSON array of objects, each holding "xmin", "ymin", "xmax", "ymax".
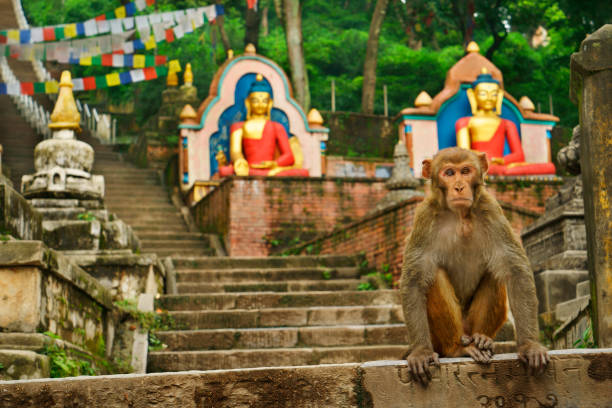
[{"xmin": 573, "ymin": 323, "xmax": 596, "ymax": 349}]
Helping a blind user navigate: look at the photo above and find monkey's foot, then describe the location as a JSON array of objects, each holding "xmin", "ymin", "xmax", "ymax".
[
  {"xmin": 462, "ymin": 344, "xmax": 492, "ymax": 363},
  {"xmin": 472, "ymin": 333, "xmax": 494, "ymax": 353}
]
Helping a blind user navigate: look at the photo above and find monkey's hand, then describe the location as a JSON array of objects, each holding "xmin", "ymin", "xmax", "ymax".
[
  {"xmin": 406, "ymin": 346, "xmax": 440, "ymax": 385},
  {"xmin": 518, "ymin": 340, "xmax": 550, "ymax": 375}
]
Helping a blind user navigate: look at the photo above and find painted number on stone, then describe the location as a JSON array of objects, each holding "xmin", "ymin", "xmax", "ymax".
[{"xmin": 477, "ymin": 393, "xmax": 558, "ymax": 408}]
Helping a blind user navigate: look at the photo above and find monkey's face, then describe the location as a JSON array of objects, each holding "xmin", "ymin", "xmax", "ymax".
[{"xmin": 438, "ymin": 162, "xmax": 479, "ymax": 212}]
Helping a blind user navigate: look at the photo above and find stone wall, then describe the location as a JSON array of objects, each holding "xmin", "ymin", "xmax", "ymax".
[
  {"xmin": 0, "ymin": 181, "xmax": 42, "ymax": 240},
  {"xmin": 193, "ymin": 177, "xmax": 387, "ymax": 256}
]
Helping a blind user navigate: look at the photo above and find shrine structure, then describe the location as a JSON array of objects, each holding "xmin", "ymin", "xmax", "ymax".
[{"xmin": 398, "ymin": 42, "xmax": 559, "ymax": 178}]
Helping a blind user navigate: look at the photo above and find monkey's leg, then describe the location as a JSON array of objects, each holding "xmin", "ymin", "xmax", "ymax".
[
  {"xmin": 426, "ymin": 269, "xmax": 464, "ymax": 357},
  {"xmin": 464, "ymin": 274, "xmax": 508, "ymax": 349}
]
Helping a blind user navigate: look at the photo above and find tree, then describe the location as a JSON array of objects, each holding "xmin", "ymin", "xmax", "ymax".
[
  {"xmin": 245, "ymin": 5, "xmax": 262, "ymax": 48},
  {"xmin": 283, "ymin": 0, "xmax": 310, "ymax": 111},
  {"xmin": 361, "ymin": 0, "xmax": 390, "ymax": 114}
]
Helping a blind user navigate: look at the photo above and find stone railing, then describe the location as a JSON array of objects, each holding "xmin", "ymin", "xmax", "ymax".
[{"xmin": 8, "ymin": 0, "xmax": 117, "ymax": 144}]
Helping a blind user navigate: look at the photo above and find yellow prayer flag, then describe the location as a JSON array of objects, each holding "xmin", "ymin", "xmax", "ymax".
[
  {"xmin": 114, "ymin": 6, "xmax": 127, "ymax": 19},
  {"xmin": 133, "ymin": 54, "xmax": 146, "ymax": 68},
  {"xmin": 80, "ymin": 56, "xmax": 92, "ymax": 66},
  {"xmin": 45, "ymin": 81, "xmax": 59, "ymax": 94},
  {"xmin": 7, "ymin": 30, "xmax": 20, "ymax": 42},
  {"xmin": 106, "ymin": 72, "xmax": 121, "ymax": 87},
  {"xmin": 65, "ymin": 24, "xmax": 77, "ymax": 38},
  {"xmin": 168, "ymin": 59, "xmax": 181, "ymax": 73},
  {"xmin": 144, "ymin": 35, "xmax": 156, "ymax": 50}
]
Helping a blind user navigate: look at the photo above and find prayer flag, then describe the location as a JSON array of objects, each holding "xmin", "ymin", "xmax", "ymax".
[
  {"xmin": 105, "ymin": 12, "xmax": 115, "ymax": 20},
  {"xmin": 146, "ymin": 0, "xmax": 155, "ymax": 6},
  {"xmin": 92, "ymin": 55, "xmax": 102, "ymax": 66},
  {"xmin": 144, "ymin": 35, "xmax": 156, "ymax": 49},
  {"xmin": 72, "ymin": 77, "xmax": 84, "ymax": 91},
  {"xmin": 8, "ymin": 30, "xmax": 20, "ymax": 44},
  {"xmin": 125, "ymin": 3, "xmax": 136, "ymax": 16},
  {"xmin": 112, "ymin": 54, "xmax": 124, "ymax": 67},
  {"xmin": 54, "ymin": 27, "xmax": 64, "ymax": 40},
  {"xmin": 124, "ymin": 54, "xmax": 134, "ymax": 67},
  {"xmin": 110, "ymin": 19, "xmax": 123, "ymax": 34},
  {"xmin": 44, "ymin": 80, "xmax": 59, "ymax": 94},
  {"xmin": 123, "ymin": 17, "xmax": 134, "ymax": 30},
  {"xmin": 135, "ymin": 0, "xmax": 146, "ymax": 11},
  {"xmin": 31, "ymin": 28, "xmax": 43, "ymax": 43},
  {"xmin": 34, "ymin": 82, "xmax": 46, "ymax": 94},
  {"xmin": 65, "ymin": 24, "xmax": 77, "ymax": 38},
  {"xmin": 42, "ymin": 28, "xmax": 55, "ymax": 41},
  {"xmin": 83, "ymin": 76, "xmax": 96, "ymax": 90},
  {"xmin": 114, "ymin": 6, "xmax": 127, "ymax": 19},
  {"xmin": 123, "ymin": 41, "xmax": 135, "ymax": 54},
  {"xmin": 19, "ymin": 29, "xmax": 30, "ymax": 44},
  {"xmin": 130, "ymin": 68, "xmax": 145, "ymax": 82},
  {"xmin": 95, "ymin": 15, "xmax": 106, "ymax": 21},
  {"xmin": 76, "ymin": 22, "xmax": 85, "ymax": 36},
  {"xmin": 155, "ymin": 55, "xmax": 167, "ymax": 65},
  {"xmin": 80, "ymin": 56, "xmax": 92, "ymax": 66},
  {"xmin": 133, "ymin": 54, "xmax": 145, "ymax": 68},
  {"xmin": 21, "ymin": 82, "xmax": 34, "ymax": 95},
  {"xmin": 95, "ymin": 75, "xmax": 108, "ymax": 89},
  {"xmin": 7, "ymin": 82, "xmax": 20, "ymax": 95},
  {"xmin": 162, "ymin": 12, "xmax": 174, "ymax": 23},
  {"xmin": 84, "ymin": 19, "xmax": 98, "ymax": 36},
  {"xmin": 155, "ymin": 65, "xmax": 168, "ymax": 77},
  {"xmin": 106, "ymin": 72, "xmax": 121, "ymax": 87},
  {"xmin": 0, "ymin": 83, "xmax": 6, "ymax": 94},
  {"xmin": 149, "ymin": 14, "xmax": 161, "ymax": 24},
  {"xmin": 145, "ymin": 54, "xmax": 155, "ymax": 67},
  {"xmin": 143, "ymin": 67, "xmax": 157, "ymax": 80},
  {"xmin": 215, "ymin": 4, "xmax": 225, "ymax": 16},
  {"xmin": 119, "ymin": 71, "xmax": 131, "ymax": 84},
  {"xmin": 98, "ymin": 20, "xmax": 110, "ymax": 34},
  {"xmin": 173, "ymin": 25, "xmax": 184, "ymax": 40},
  {"xmin": 165, "ymin": 28, "xmax": 175, "ymax": 43}
]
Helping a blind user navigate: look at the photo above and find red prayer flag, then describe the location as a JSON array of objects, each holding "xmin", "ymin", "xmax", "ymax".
[
  {"xmin": 143, "ymin": 67, "xmax": 157, "ymax": 80},
  {"xmin": 83, "ymin": 76, "xmax": 97, "ymax": 90},
  {"xmin": 101, "ymin": 54, "xmax": 113, "ymax": 66},
  {"xmin": 146, "ymin": 0, "xmax": 155, "ymax": 5},
  {"xmin": 95, "ymin": 15, "xmax": 106, "ymax": 21},
  {"xmin": 165, "ymin": 28, "xmax": 175, "ymax": 43},
  {"xmin": 43, "ymin": 27, "xmax": 55, "ymax": 41},
  {"xmin": 247, "ymin": 0, "xmax": 257, "ymax": 9},
  {"xmin": 155, "ymin": 55, "xmax": 167, "ymax": 65},
  {"xmin": 20, "ymin": 82, "xmax": 34, "ymax": 95},
  {"xmin": 0, "ymin": 34, "xmax": 7, "ymax": 44}
]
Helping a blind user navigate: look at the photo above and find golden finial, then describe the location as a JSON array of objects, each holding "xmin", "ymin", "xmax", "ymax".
[
  {"xmin": 481, "ymin": 67, "xmax": 489, "ymax": 75},
  {"xmin": 179, "ymin": 104, "xmax": 198, "ymax": 124},
  {"xmin": 255, "ymin": 73, "xmax": 263, "ymax": 81},
  {"xmin": 49, "ymin": 71, "xmax": 81, "ymax": 132},
  {"xmin": 414, "ymin": 91, "xmax": 433, "ymax": 107},
  {"xmin": 167, "ymin": 70, "xmax": 178, "ymax": 87},
  {"xmin": 466, "ymin": 41, "xmax": 480, "ymax": 53},
  {"xmin": 184, "ymin": 63, "xmax": 193, "ymax": 86},
  {"xmin": 245, "ymin": 43, "xmax": 256, "ymax": 54},
  {"xmin": 519, "ymin": 96, "xmax": 535, "ymax": 112},
  {"xmin": 307, "ymin": 108, "xmax": 324, "ymax": 126},
  {"xmin": 227, "ymin": 49, "xmax": 234, "ymax": 59}
]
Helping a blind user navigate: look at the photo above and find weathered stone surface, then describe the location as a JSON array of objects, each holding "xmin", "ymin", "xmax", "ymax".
[
  {"xmin": 0, "ymin": 364, "xmax": 360, "ymax": 407},
  {"xmin": 42, "ymin": 220, "xmax": 100, "ymax": 250},
  {"xmin": 0, "ymin": 350, "xmax": 49, "ymax": 381},
  {"xmin": 0, "ymin": 182, "xmax": 42, "ymax": 241},
  {"xmin": 0, "ymin": 267, "xmax": 42, "ymax": 332},
  {"xmin": 361, "ymin": 349, "xmax": 612, "ymax": 408},
  {"xmin": 535, "ymin": 269, "xmax": 589, "ymax": 314},
  {"xmin": 571, "ymin": 24, "xmax": 612, "ymax": 348}
]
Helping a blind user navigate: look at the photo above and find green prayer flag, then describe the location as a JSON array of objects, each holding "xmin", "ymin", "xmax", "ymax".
[
  {"xmin": 95, "ymin": 75, "xmax": 108, "ymax": 89},
  {"xmin": 145, "ymin": 55, "xmax": 155, "ymax": 67},
  {"xmin": 54, "ymin": 27, "xmax": 64, "ymax": 40},
  {"xmin": 155, "ymin": 65, "xmax": 168, "ymax": 76},
  {"xmin": 34, "ymin": 82, "xmax": 46, "ymax": 94},
  {"xmin": 92, "ymin": 55, "xmax": 102, "ymax": 66}
]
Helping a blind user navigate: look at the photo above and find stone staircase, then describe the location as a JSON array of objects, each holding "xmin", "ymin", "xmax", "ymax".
[{"xmin": 147, "ymin": 255, "xmax": 409, "ymax": 372}]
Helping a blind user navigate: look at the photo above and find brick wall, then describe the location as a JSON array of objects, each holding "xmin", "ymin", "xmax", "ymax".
[
  {"xmin": 193, "ymin": 177, "xmax": 387, "ymax": 256},
  {"xmin": 486, "ymin": 180, "xmax": 562, "ymax": 214}
]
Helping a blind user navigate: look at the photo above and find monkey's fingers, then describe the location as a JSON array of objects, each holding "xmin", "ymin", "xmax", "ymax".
[
  {"xmin": 431, "ymin": 353, "xmax": 440, "ymax": 366},
  {"xmin": 466, "ymin": 346, "xmax": 490, "ymax": 363},
  {"xmin": 408, "ymin": 359, "xmax": 428, "ymax": 385},
  {"xmin": 461, "ymin": 335, "xmax": 472, "ymax": 346}
]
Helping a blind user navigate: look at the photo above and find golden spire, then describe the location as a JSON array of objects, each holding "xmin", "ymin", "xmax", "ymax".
[
  {"xmin": 519, "ymin": 96, "xmax": 535, "ymax": 111},
  {"xmin": 49, "ymin": 71, "xmax": 81, "ymax": 132},
  {"xmin": 245, "ymin": 43, "xmax": 256, "ymax": 54},
  {"xmin": 167, "ymin": 69, "xmax": 178, "ymax": 87},
  {"xmin": 414, "ymin": 91, "xmax": 433, "ymax": 107},
  {"xmin": 227, "ymin": 49, "xmax": 234, "ymax": 60},
  {"xmin": 466, "ymin": 41, "xmax": 480, "ymax": 53},
  {"xmin": 307, "ymin": 108, "xmax": 324, "ymax": 126},
  {"xmin": 179, "ymin": 104, "xmax": 198, "ymax": 125},
  {"xmin": 184, "ymin": 63, "xmax": 193, "ymax": 86},
  {"xmin": 481, "ymin": 67, "xmax": 489, "ymax": 74}
]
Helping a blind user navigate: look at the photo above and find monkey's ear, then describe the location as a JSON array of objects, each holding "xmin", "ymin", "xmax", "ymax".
[
  {"xmin": 422, "ymin": 159, "xmax": 433, "ymax": 179},
  {"xmin": 477, "ymin": 152, "xmax": 489, "ymax": 175}
]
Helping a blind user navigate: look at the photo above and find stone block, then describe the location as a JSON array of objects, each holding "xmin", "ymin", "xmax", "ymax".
[
  {"xmin": 532, "ymin": 250, "xmax": 587, "ymax": 273},
  {"xmin": 0, "ymin": 267, "xmax": 42, "ymax": 332},
  {"xmin": 0, "ymin": 350, "xmax": 49, "ymax": 380},
  {"xmin": 576, "ymin": 280, "xmax": 590, "ymax": 297},
  {"xmin": 0, "ymin": 182, "xmax": 43, "ymax": 240},
  {"xmin": 259, "ymin": 309, "xmax": 307, "ymax": 327},
  {"xmin": 42, "ymin": 220, "xmax": 100, "ymax": 250},
  {"xmin": 535, "ymin": 269, "xmax": 589, "ymax": 314},
  {"xmin": 361, "ymin": 349, "xmax": 612, "ymax": 408},
  {"xmin": 555, "ymin": 295, "xmax": 590, "ymax": 323},
  {"xmin": 299, "ymin": 326, "xmax": 365, "ymax": 347}
]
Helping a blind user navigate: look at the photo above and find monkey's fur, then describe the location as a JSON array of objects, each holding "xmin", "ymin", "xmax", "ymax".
[{"xmin": 400, "ymin": 147, "xmax": 549, "ymax": 384}]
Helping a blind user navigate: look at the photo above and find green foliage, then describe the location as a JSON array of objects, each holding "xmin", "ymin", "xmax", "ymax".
[
  {"xmin": 573, "ymin": 323, "xmax": 596, "ymax": 349},
  {"xmin": 357, "ymin": 281, "xmax": 376, "ymax": 291},
  {"xmin": 77, "ymin": 212, "xmax": 96, "ymax": 222},
  {"xmin": 321, "ymin": 269, "xmax": 332, "ymax": 280}
]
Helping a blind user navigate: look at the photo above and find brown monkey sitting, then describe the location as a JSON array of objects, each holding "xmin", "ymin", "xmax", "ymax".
[{"xmin": 400, "ymin": 147, "xmax": 549, "ymax": 384}]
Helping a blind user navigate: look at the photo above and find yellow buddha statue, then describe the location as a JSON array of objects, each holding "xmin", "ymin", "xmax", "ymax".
[
  {"xmin": 455, "ymin": 68, "xmax": 555, "ymax": 176},
  {"xmin": 218, "ymin": 74, "xmax": 309, "ymax": 177}
]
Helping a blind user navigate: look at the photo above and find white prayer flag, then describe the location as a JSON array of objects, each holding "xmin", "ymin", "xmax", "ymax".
[
  {"xmin": 18, "ymin": 45, "xmax": 32, "ymax": 61},
  {"xmin": 123, "ymin": 41, "xmax": 134, "ymax": 54},
  {"xmin": 162, "ymin": 12, "xmax": 174, "ymax": 23},
  {"xmin": 111, "ymin": 36, "xmax": 124, "ymax": 52},
  {"xmin": 56, "ymin": 44, "xmax": 70, "ymax": 64},
  {"xmin": 172, "ymin": 25, "xmax": 184, "ymax": 39},
  {"xmin": 72, "ymin": 78, "xmax": 84, "ymax": 91},
  {"xmin": 135, "ymin": 0, "xmax": 147, "ymax": 11},
  {"xmin": 203, "ymin": 5, "xmax": 217, "ymax": 21},
  {"xmin": 138, "ymin": 27, "xmax": 151, "ymax": 43},
  {"xmin": 99, "ymin": 36, "xmax": 111, "ymax": 54},
  {"xmin": 31, "ymin": 27, "xmax": 43, "ymax": 43},
  {"xmin": 33, "ymin": 44, "xmax": 44, "ymax": 60},
  {"xmin": 112, "ymin": 54, "xmax": 124, "ymax": 67},
  {"xmin": 153, "ymin": 23, "xmax": 165, "ymax": 42},
  {"xmin": 7, "ymin": 83, "xmax": 20, "ymax": 95},
  {"xmin": 180, "ymin": 16, "xmax": 192, "ymax": 34},
  {"xmin": 135, "ymin": 16, "xmax": 149, "ymax": 30},
  {"xmin": 123, "ymin": 17, "xmax": 135, "ymax": 30},
  {"xmin": 193, "ymin": 10, "xmax": 204, "ymax": 28},
  {"xmin": 149, "ymin": 13, "xmax": 162, "ymax": 24},
  {"xmin": 97, "ymin": 20, "xmax": 110, "ymax": 34},
  {"xmin": 110, "ymin": 19, "xmax": 123, "ymax": 34},
  {"xmin": 173, "ymin": 10, "xmax": 185, "ymax": 22},
  {"xmin": 46, "ymin": 43, "xmax": 57, "ymax": 60},
  {"xmin": 84, "ymin": 19, "xmax": 98, "ymax": 37},
  {"xmin": 130, "ymin": 69, "xmax": 145, "ymax": 82}
]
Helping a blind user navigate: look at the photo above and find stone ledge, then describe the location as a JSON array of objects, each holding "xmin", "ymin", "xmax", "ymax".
[{"xmin": 0, "ymin": 349, "xmax": 610, "ymax": 407}]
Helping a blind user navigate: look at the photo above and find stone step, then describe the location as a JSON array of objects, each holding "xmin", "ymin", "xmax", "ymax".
[
  {"xmin": 112, "ymin": 206, "xmax": 179, "ymax": 215},
  {"xmin": 105, "ymin": 197, "xmax": 172, "ymax": 205},
  {"xmin": 132, "ymin": 224, "xmax": 189, "ymax": 233},
  {"xmin": 138, "ymin": 232, "xmax": 207, "ymax": 241},
  {"xmin": 35, "ymin": 207, "xmax": 108, "ymax": 221},
  {"xmin": 167, "ymin": 304, "xmax": 403, "ymax": 329},
  {"xmin": 143, "ymin": 248, "xmax": 217, "ymax": 258},
  {"xmin": 171, "ymin": 255, "xmax": 361, "ymax": 270},
  {"xmin": 576, "ymin": 280, "xmax": 590, "ymax": 297},
  {"xmin": 141, "ymin": 239, "xmax": 212, "ymax": 250},
  {"xmin": 158, "ymin": 290, "xmax": 399, "ymax": 311},
  {"xmin": 175, "ymin": 267, "xmax": 361, "ymax": 283},
  {"xmin": 555, "ymin": 295, "xmax": 590, "ymax": 323},
  {"xmin": 112, "ymin": 213, "xmax": 184, "ymax": 223},
  {"xmin": 155, "ymin": 324, "xmax": 408, "ymax": 351},
  {"xmin": 147, "ymin": 345, "xmax": 409, "ymax": 372},
  {"xmin": 176, "ymin": 279, "xmax": 364, "ymax": 294}
]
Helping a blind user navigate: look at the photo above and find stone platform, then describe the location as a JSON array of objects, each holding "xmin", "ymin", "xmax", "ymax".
[{"xmin": 0, "ymin": 349, "xmax": 609, "ymax": 407}]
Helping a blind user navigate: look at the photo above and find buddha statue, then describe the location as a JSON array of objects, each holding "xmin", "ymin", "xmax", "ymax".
[
  {"xmin": 455, "ymin": 68, "xmax": 555, "ymax": 176},
  {"xmin": 218, "ymin": 74, "xmax": 309, "ymax": 177}
]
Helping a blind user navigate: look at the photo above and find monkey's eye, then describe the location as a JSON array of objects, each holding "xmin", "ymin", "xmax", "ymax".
[
  {"xmin": 444, "ymin": 168, "xmax": 455, "ymax": 177},
  {"xmin": 461, "ymin": 167, "xmax": 471, "ymax": 175}
]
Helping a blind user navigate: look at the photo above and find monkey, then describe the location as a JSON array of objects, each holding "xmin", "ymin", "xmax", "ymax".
[{"xmin": 400, "ymin": 147, "xmax": 549, "ymax": 384}]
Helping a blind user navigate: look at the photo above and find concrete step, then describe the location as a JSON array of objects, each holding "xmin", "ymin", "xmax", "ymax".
[
  {"xmin": 166, "ymin": 305, "xmax": 403, "ymax": 329},
  {"xmin": 143, "ymin": 248, "xmax": 217, "ymax": 258},
  {"xmin": 155, "ymin": 324, "xmax": 408, "ymax": 351},
  {"xmin": 175, "ymin": 267, "xmax": 361, "ymax": 283},
  {"xmin": 147, "ymin": 345, "xmax": 409, "ymax": 372},
  {"xmin": 171, "ymin": 255, "xmax": 361, "ymax": 270},
  {"xmin": 158, "ymin": 290, "xmax": 399, "ymax": 311},
  {"xmin": 176, "ymin": 279, "xmax": 364, "ymax": 294},
  {"xmin": 141, "ymin": 239, "xmax": 212, "ymax": 250},
  {"xmin": 138, "ymin": 232, "xmax": 207, "ymax": 241},
  {"xmin": 555, "ymin": 295, "xmax": 590, "ymax": 322},
  {"xmin": 132, "ymin": 224, "xmax": 189, "ymax": 233},
  {"xmin": 576, "ymin": 280, "xmax": 590, "ymax": 297}
]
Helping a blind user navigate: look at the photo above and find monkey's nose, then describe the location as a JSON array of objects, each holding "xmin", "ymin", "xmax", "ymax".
[{"xmin": 454, "ymin": 185, "xmax": 464, "ymax": 192}]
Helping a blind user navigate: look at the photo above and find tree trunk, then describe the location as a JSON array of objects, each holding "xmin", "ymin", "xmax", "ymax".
[
  {"xmin": 361, "ymin": 0, "xmax": 389, "ymax": 114},
  {"xmin": 245, "ymin": 7, "xmax": 261, "ymax": 49},
  {"xmin": 283, "ymin": 0, "xmax": 310, "ymax": 111},
  {"xmin": 215, "ymin": 1, "xmax": 231, "ymax": 53},
  {"xmin": 261, "ymin": 6, "xmax": 269, "ymax": 36}
]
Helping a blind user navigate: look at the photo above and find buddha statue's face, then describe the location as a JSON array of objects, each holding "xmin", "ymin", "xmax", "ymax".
[
  {"xmin": 473, "ymin": 82, "xmax": 500, "ymax": 112},
  {"xmin": 246, "ymin": 91, "xmax": 271, "ymax": 117}
]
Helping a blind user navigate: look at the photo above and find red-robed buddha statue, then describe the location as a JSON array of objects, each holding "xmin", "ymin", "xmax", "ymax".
[
  {"xmin": 218, "ymin": 74, "xmax": 309, "ymax": 177},
  {"xmin": 455, "ymin": 69, "xmax": 555, "ymax": 176}
]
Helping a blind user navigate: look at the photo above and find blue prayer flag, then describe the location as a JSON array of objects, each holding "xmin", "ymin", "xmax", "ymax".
[
  {"xmin": 133, "ymin": 39, "xmax": 144, "ymax": 50},
  {"xmin": 215, "ymin": 5, "xmax": 225, "ymax": 15},
  {"xmin": 69, "ymin": 55, "xmax": 80, "ymax": 65},
  {"xmin": 76, "ymin": 23, "xmax": 85, "ymax": 36},
  {"xmin": 20, "ymin": 29, "xmax": 30, "ymax": 44},
  {"xmin": 124, "ymin": 54, "xmax": 133, "ymax": 67},
  {"xmin": 119, "ymin": 71, "xmax": 131, "ymax": 85},
  {"xmin": 0, "ymin": 83, "xmax": 6, "ymax": 95},
  {"xmin": 125, "ymin": 2, "xmax": 136, "ymax": 16}
]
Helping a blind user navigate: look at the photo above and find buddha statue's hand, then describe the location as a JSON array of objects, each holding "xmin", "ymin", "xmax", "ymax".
[
  {"xmin": 234, "ymin": 158, "xmax": 250, "ymax": 176},
  {"xmin": 491, "ymin": 157, "xmax": 505, "ymax": 165},
  {"xmin": 250, "ymin": 160, "xmax": 278, "ymax": 169}
]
